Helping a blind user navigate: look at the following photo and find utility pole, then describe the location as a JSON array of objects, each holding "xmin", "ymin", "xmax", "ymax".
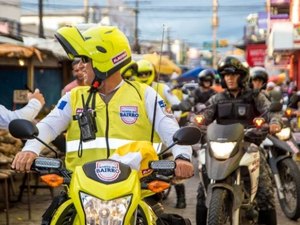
[
  {"xmin": 38, "ymin": 0, "xmax": 45, "ymax": 38},
  {"xmin": 212, "ymin": 0, "xmax": 218, "ymax": 69},
  {"xmin": 132, "ymin": 0, "xmax": 141, "ymax": 53},
  {"xmin": 166, "ymin": 27, "xmax": 172, "ymax": 59},
  {"xmin": 84, "ymin": 0, "xmax": 89, "ymax": 23}
]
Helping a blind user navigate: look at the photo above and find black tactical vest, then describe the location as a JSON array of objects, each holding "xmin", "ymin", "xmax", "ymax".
[{"xmin": 216, "ymin": 90, "xmax": 260, "ymax": 127}]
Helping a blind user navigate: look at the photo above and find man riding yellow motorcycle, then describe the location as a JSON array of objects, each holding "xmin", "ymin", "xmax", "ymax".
[{"xmin": 11, "ymin": 25, "xmax": 194, "ymax": 225}]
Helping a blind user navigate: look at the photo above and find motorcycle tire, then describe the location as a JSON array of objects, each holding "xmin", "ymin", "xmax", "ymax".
[
  {"xmin": 207, "ymin": 188, "xmax": 232, "ymax": 225},
  {"xmin": 277, "ymin": 158, "xmax": 300, "ymax": 220},
  {"xmin": 137, "ymin": 207, "xmax": 148, "ymax": 225}
]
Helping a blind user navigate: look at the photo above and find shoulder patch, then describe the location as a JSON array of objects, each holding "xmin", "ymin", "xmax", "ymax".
[
  {"xmin": 57, "ymin": 100, "xmax": 67, "ymax": 110},
  {"xmin": 158, "ymin": 100, "xmax": 166, "ymax": 108}
]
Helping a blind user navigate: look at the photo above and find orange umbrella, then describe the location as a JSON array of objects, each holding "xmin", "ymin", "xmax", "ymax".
[
  {"xmin": 143, "ymin": 53, "xmax": 181, "ymax": 75},
  {"xmin": 269, "ymin": 73, "xmax": 286, "ymax": 85}
]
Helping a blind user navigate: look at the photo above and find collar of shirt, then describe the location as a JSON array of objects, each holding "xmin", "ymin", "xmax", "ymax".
[
  {"xmin": 99, "ymin": 80, "xmax": 125, "ymax": 97},
  {"xmin": 99, "ymin": 80, "xmax": 125, "ymax": 103}
]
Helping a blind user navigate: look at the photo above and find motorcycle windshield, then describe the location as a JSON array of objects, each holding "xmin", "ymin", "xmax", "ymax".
[{"xmin": 207, "ymin": 123, "xmax": 244, "ymax": 142}]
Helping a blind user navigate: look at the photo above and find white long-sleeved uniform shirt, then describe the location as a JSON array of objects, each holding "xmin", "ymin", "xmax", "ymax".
[
  {"xmin": 154, "ymin": 83, "xmax": 181, "ymax": 119},
  {"xmin": 23, "ymin": 81, "xmax": 192, "ymax": 160},
  {"xmin": 159, "ymin": 83, "xmax": 181, "ymax": 106},
  {"xmin": 0, "ymin": 99, "xmax": 42, "ymax": 129}
]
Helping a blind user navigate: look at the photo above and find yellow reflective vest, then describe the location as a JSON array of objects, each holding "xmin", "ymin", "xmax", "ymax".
[{"xmin": 66, "ymin": 81, "xmax": 161, "ymax": 172}]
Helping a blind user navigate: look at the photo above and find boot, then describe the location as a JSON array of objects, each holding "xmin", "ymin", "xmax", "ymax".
[
  {"xmin": 258, "ymin": 209, "xmax": 277, "ymax": 225},
  {"xmin": 175, "ymin": 184, "xmax": 186, "ymax": 209},
  {"xmin": 196, "ymin": 184, "xmax": 207, "ymax": 225}
]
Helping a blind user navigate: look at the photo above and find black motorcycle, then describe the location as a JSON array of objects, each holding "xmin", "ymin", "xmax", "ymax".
[
  {"xmin": 261, "ymin": 118, "xmax": 300, "ymax": 220},
  {"xmin": 197, "ymin": 119, "xmax": 267, "ymax": 225}
]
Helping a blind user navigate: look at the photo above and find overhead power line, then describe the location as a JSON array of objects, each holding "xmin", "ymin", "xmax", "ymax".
[{"xmin": 14, "ymin": 1, "xmax": 265, "ymax": 12}]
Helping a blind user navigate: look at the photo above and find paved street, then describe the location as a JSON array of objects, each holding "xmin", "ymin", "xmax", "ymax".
[{"xmin": 0, "ymin": 159, "xmax": 300, "ymax": 225}]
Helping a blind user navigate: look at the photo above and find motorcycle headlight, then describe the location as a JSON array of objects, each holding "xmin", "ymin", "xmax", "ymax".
[
  {"xmin": 80, "ymin": 192, "xmax": 132, "ymax": 225},
  {"xmin": 210, "ymin": 141, "xmax": 237, "ymax": 160},
  {"xmin": 275, "ymin": 127, "xmax": 291, "ymax": 141}
]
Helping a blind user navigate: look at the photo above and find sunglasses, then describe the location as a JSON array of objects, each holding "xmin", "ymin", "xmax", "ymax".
[
  {"xmin": 137, "ymin": 71, "xmax": 152, "ymax": 77},
  {"xmin": 80, "ymin": 56, "xmax": 91, "ymax": 63}
]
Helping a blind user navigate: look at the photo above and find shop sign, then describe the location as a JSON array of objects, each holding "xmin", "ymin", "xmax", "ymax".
[
  {"xmin": 270, "ymin": 0, "xmax": 290, "ymax": 4},
  {"xmin": 293, "ymin": 23, "xmax": 300, "ymax": 49},
  {"xmin": 270, "ymin": 14, "xmax": 289, "ymax": 20},
  {"xmin": 258, "ymin": 12, "xmax": 268, "ymax": 30},
  {"xmin": 246, "ymin": 44, "xmax": 266, "ymax": 67},
  {"xmin": 13, "ymin": 90, "xmax": 29, "ymax": 104}
]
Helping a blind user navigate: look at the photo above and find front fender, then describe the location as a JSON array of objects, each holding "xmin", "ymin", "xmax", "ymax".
[
  {"xmin": 50, "ymin": 199, "xmax": 78, "ymax": 225},
  {"xmin": 206, "ymin": 183, "xmax": 243, "ymax": 211},
  {"xmin": 138, "ymin": 201, "xmax": 157, "ymax": 225},
  {"xmin": 268, "ymin": 153, "xmax": 291, "ymax": 174}
]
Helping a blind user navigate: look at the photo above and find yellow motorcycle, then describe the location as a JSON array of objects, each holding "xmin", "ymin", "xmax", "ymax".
[{"xmin": 9, "ymin": 119, "xmax": 201, "ymax": 225}]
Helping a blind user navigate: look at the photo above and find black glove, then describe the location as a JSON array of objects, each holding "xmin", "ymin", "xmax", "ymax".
[{"xmin": 171, "ymin": 100, "xmax": 192, "ymax": 112}]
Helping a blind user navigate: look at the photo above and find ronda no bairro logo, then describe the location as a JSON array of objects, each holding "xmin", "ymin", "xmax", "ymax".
[
  {"xmin": 120, "ymin": 106, "xmax": 139, "ymax": 124},
  {"xmin": 95, "ymin": 161, "xmax": 121, "ymax": 182}
]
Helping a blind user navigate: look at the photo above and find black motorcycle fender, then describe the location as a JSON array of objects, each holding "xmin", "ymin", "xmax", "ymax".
[
  {"xmin": 267, "ymin": 134, "xmax": 298, "ymax": 154},
  {"xmin": 205, "ymin": 183, "xmax": 243, "ymax": 211},
  {"xmin": 268, "ymin": 153, "xmax": 291, "ymax": 174}
]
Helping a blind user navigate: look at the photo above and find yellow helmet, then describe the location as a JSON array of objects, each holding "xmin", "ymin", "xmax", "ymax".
[
  {"xmin": 136, "ymin": 59, "xmax": 155, "ymax": 85},
  {"xmin": 55, "ymin": 25, "xmax": 132, "ymax": 83},
  {"xmin": 120, "ymin": 60, "xmax": 138, "ymax": 80}
]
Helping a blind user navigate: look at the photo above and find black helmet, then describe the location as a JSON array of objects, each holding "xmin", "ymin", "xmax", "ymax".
[
  {"xmin": 198, "ymin": 69, "xmax": 215, "ymax": 87},
  {"xmin": 249, "ymin": 67, "xmax": 268, "ymax": 89},
  {"xmin": 217, "ymin": 56, "xmax": 249, "ymax": 88}
]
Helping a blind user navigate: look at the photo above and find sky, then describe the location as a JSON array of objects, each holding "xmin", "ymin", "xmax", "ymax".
[{"xmin": 21, "ymin": 0, "xmax": 266, "ymax": 49}]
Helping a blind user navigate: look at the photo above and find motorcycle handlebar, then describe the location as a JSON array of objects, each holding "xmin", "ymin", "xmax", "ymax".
[{"xmin": 31, "ymin": 157, "xmax": 63, "ymax": 171}]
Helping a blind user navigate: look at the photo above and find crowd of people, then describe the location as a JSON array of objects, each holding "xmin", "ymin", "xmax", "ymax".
[{"xmin": 2, "ymin": 24, "xmax": 300, "ymax": 225}]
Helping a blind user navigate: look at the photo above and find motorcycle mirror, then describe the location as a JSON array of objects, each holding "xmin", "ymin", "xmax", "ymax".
[
  {"xmin": 173, "ymin": 126, "xmax": 202, "ymax": 145},
  {"xmin": 9, "ymin": 119, "xmax": 39, "ymax": 140},
  {"xmin": 158, "ymin": 126, "xmax": 202, "ymax": 157},
  {"xmin": 8, "ymin": 119, "xmax": 59, "ymax": 158}
]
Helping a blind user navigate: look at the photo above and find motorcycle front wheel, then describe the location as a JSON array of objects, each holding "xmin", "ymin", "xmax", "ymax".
[
  {"xmin": 207, "ymin": 188, "xmax": 232, "ymax": 225},
  {"xmin": 277, "ymin": 158, "xmax": 300, "ymax": 220}
]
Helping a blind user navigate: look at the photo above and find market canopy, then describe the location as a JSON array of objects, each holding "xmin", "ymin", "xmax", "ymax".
[
  {"xmin": 0, "ymin": 43, "xmax": 43, "ymax": 62},
  {"xmin": 176, "ymin": 66, "xmax": 204, "ymax": 83},
  {"xmin": 176, "ymin": 67, "xmax": 218, "ymax": 83},
  {"xmin": 143, "ymin": 53, "xmax": 181, "ymax": 76}
]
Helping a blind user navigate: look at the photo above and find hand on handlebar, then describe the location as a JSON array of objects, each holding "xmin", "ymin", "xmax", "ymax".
[
  {"xmin": 174, "ymin": 159, "xmax": 194, "ymax": 179},
  {"xmin": 11, "ymin": 151, "xmax": 38, "ymax": 173}
]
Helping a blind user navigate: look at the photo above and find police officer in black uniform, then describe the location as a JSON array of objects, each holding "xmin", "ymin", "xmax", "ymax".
[
  {"xmin": 193, "ymin": 69, "xmax": 216, "ymax": 106},
  {"xmin": 195, "ymin": 56, "xmax": 281, "ymax": 225}
]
